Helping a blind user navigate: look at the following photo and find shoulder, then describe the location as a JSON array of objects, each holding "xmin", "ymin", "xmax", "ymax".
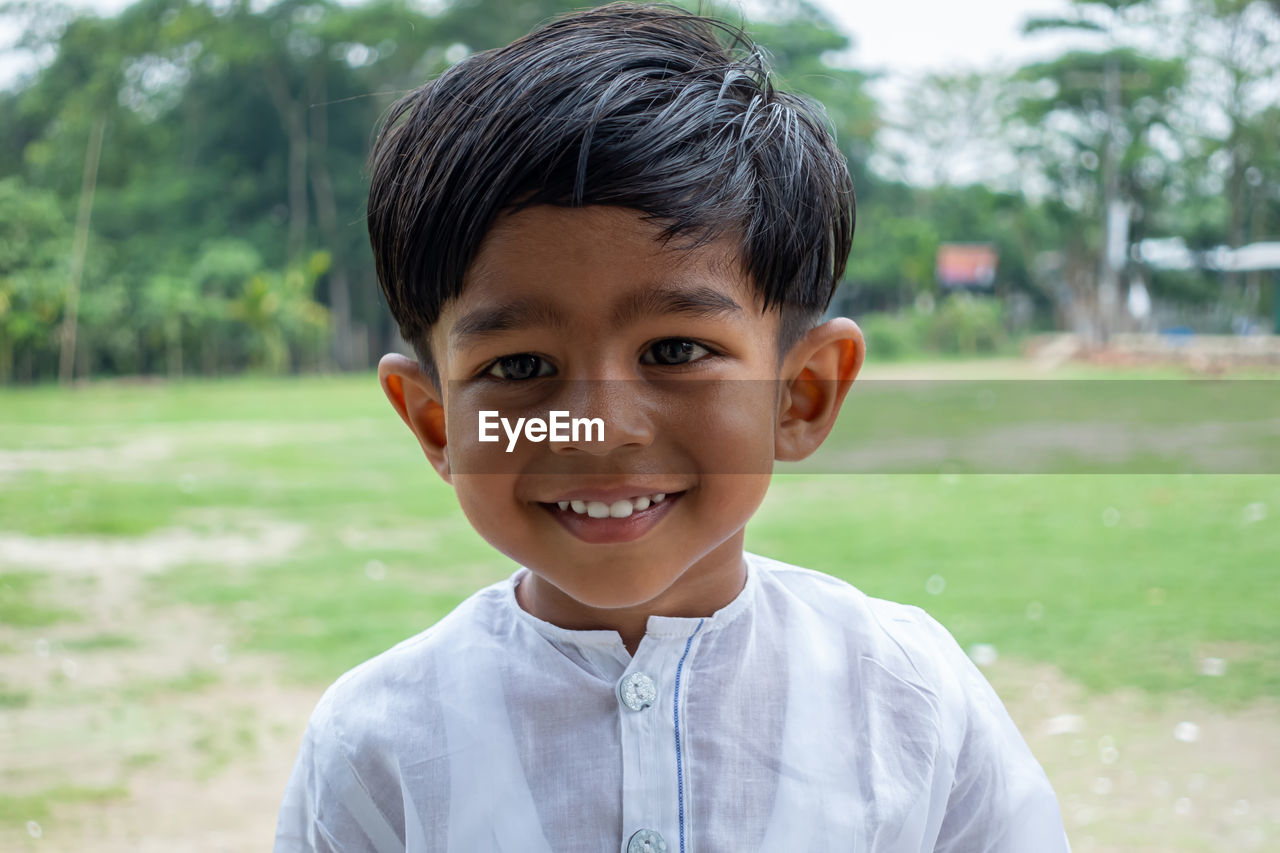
[
  {"xmin": 748, "ymin": 553, "xmax": 1069, "ymax": 849},
  {"xmin": 305, "ymin": 573, "xmax": 513, "ymax": 757},
  {"xmin": 748, "ymin": 551, "xmax": 969, "ymax": 696},
  {"xmin": 747, "ymin": 553, "xmax": 1019, "ymax": 757},
  {"xmin": 276, "ymin": 576, "xmax": 518, "ymax": 849}
]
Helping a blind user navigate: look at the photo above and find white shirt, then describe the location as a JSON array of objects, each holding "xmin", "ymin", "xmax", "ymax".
[{"xmin": 274, "ymin": 552, "xmax": 1070, "ymax": 852}]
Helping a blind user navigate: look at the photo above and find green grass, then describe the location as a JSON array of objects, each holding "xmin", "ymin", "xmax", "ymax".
[
  {"xmin": 1, "ymin": 369, "xmax": 1277, "ymax": 704},
  {"xmin": 0, "ymin": 784, "xmax": 128, "ymax": 826},
  {"xmin": 122, "ymin": 751, "xmax": 160, "ymax": 768},
  {"xmin": 0, "ymin": 572, "xmax": 78, "ymax": 627},
  {"xmin": 0, "ymin": 685, "xmax": 31, "ymax": 708},
  {"xmin": 121, "ymin": 667, "xmax": 222, "ymax": 701},
  {"xmin": 61, "ymin": 633, "xmax": 138, "ymax": 652}
]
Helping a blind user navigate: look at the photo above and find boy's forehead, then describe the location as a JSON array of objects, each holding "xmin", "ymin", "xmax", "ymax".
[
  {"xmin": 448, "ymin": 206, "xmax": 759, "ymax": 320},
  {"xmin": 468, "ymin": 204, "xmax": 745, "ymax": 284}
]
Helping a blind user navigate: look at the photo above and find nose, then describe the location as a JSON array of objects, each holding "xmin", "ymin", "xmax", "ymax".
[{"xmin": 549, "ymin": 379, "xmax": 655, "ymax": 456}]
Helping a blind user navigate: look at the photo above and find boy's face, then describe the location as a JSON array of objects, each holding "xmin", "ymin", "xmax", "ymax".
[{"xmin": 381, "ymin": 205, "xmax": 862, "ymax": 629}]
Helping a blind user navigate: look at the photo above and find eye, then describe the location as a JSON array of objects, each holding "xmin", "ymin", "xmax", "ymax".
[
  {"xmin": 485, "ymin": 354, "xmax": 555, "ymax": 381},
  {"xmin": 641, "ymin": 339, "xmax": 712, "ymax": 366}
]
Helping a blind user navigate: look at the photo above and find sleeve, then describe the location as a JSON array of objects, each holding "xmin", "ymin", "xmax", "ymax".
[
  {"xmin": 272, "ymin": 693, "xmax": 408, "ymax": 853},
  {"xmin": 915, "ymin": 611, "xmax": 1073, "ymax": 853},
  {"xmin": 273, "ymin": 721, "xmax": 331, "ymax": 853}
]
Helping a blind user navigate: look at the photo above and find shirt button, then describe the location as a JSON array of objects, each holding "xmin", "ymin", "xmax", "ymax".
[
  {"xmin": 618, "ymin": 672, "xmax": 658, "ymax": 711},
  {"xmin": 627, "ymin": 828, "xmax": 668, "ymax": 853}
]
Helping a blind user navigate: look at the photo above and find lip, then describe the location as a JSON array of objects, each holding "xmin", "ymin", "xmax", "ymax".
[
  {"xmin": 541, "ymin": 484, "xmax": 687, "ymax": 504},
  {"xmin": 540, "ymin": 490, "xmax": 684, "ymax": 544}
]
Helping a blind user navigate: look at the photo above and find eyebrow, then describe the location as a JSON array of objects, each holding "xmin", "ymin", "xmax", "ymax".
[
  {"xmin": 611, "ymin": 284, "xmax": 744, "ymax": 328},
  {"xmin": 450, "ymin": 282, "xmax": 744, "ymax": 348},
  {"xmin": 450, "ymin": 298, "xmax": 570, "ymax": 346}
]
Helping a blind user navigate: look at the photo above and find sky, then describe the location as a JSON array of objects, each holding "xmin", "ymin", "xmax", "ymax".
[
  {"xmin": 0, "ymin": 0, "xmax": 1093, "ymax": 91},
  {"xmin": 799, "ymin": 0, "xmax": 1088, "ymax": 77}
]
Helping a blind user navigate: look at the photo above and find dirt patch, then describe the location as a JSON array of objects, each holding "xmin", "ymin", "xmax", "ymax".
[
  {"xmin": 6, "ymin": 673, "xmax": 320, "ymax": 853},
  {"xmin": 0, "ymin": 521, "xmax": 318, "ymax": 853},
  {"xmin": 0, "ymin": 419, "xmax": 388, "ymax": 485},
  {"xmin": 0, "ymin": 521, "xmax": 306, "ymax": 575},
  {"xmin": 0, "ymin": 441, "xmax": 175, "ymax": 484},
  {"xmin": 985, "ymin": 660, "xmax": 1280, "ymax": 852}
]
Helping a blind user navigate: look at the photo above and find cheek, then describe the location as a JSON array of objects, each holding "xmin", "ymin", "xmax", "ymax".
[
  {"xmin": 665, "ymin": 382, "xmax": 777, "ymax": 475},
  {"xmin": 701, "ymin": 474, "xmax": 771, "ymax": 525},
  {"xmin": 452, "ymin": 475, "xmax": 530, "ymax": 556}
]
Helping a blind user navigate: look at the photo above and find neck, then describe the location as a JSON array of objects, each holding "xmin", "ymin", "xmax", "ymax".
[{"xmin": 514, "ymin": 542, "xmax": 748, "ymax": 656}]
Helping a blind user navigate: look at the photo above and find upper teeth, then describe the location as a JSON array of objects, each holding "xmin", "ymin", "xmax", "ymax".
[{"xmin": 557, "ymin": 493, "xmax": 668, "ymax": 518}]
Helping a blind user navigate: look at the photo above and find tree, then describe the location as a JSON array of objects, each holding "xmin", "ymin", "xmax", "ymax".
[
  {"xmin": 1173, "ymin": 0, "xmax": 1280, "ymax": 311},
  {"xmin": 879, "ymin": 70, "xmax": 1012, "ymax": 189},
  {"xmin": 1012, "ymin": 0, "xmax": 1188, "ymax": 341},
  {"xmin": 0, "ymin": 177, "xmax": 71, "ymax": 382},
  {"xmin": 0, "ymin": 0, "xmax": 441, "ymax": 377}
]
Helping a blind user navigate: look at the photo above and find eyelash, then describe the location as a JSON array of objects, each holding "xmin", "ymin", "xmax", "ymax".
[
  {"xmin": 639, "ymin": 339, "xmax": 715, "ymax": 367},
  {"xmin": 479, "ymin": 339, "xmax": 719, "ymax": 380},
  {"xmin": 482, "ymin": 353, "xmax": 555, "ymax": 382}
]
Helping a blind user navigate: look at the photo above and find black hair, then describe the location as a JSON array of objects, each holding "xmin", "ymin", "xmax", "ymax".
[{"xmin": 367, "ymin": 1, "xmax": 855, "ymax": 385}]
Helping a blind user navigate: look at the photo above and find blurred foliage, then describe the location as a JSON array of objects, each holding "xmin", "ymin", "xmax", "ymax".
[
  {"xmin": 857, "ymin": 295, "xmax": 1010, "ymax": 361},
  {"xmin": 925, "ymin": 294, "xmax": 1009, "ymax": 356},
  {"xmin": 0, "ymin": 176, "xmax": 73, "ymax": 381},
  {"xmin": 857, "ymin": 310, "xmax": 929, "ymax": 361},
  {"xmin": 0, "ymin": 0, "xmax": 1277, "ymax": 384}
]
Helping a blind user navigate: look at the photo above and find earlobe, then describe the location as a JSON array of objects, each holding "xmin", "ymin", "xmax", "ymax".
[
  {"xmin": 378, "ymin": 353, "xmax": 452, "ymax": 483},
  {"xmin": 775, "ymin": 318, "xmax": 864, "ymax": 462}
]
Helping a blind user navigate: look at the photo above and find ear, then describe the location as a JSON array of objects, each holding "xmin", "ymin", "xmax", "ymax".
[
  {"xmin": 378, "ymin": 353, "xmax": 452, "ymax": 483},
  {"xmin": 775, "ymin": 317, "xmax": 864, "ymax": 462}
]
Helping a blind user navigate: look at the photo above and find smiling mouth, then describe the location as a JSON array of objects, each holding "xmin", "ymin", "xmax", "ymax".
[
  {"xmin": 538, "ymin": 491, "xmax": 685, "ymax": 544},
  {"xmin": 550, "ymin": 491, "xmax": 672, "ymax": 519}
]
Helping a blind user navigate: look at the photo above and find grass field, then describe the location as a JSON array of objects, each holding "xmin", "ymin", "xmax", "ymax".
[{"xmin": 1, "ymin": 363, "xmax": 1278, "ymax": 850}]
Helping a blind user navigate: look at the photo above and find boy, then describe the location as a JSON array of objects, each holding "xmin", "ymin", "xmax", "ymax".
[{"xmin": 275, "ymin": 3, "xmax": 1070, "ymax": 851}]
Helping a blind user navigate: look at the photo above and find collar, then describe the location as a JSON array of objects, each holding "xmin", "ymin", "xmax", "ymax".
[{"xmin": 503, "ymin": 552, "xmax": 761, "ymax": 664}]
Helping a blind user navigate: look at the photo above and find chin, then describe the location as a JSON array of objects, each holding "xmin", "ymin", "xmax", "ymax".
[{"xmin": 550, "ymin": 558, "xmax": 678, "ymax": 609}]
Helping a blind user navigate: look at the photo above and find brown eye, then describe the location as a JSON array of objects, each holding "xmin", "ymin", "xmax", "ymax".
[
  {"xmin": 642, "ymin": 339, "xmax": 710, "ymax": 366},
  {"xmin": 487, "ymin": 354, "xmax": 553, "ymax": 380}
]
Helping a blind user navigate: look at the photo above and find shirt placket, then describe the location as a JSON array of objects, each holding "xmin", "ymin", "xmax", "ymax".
[{"xmin": 617, "ymin": 619, "xmax": 705, "ymax": 853}]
